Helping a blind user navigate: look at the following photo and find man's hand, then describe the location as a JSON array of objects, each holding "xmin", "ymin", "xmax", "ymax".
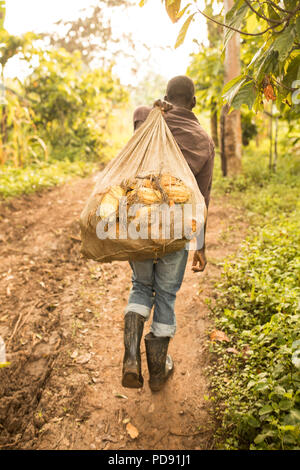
[
  {"xmin": 192, "ymin": 248, "xmax": 207, "ymax": 272},
  {"xmin": 153, "ymin": 99, "xmax": 173, "ymax": 113}
]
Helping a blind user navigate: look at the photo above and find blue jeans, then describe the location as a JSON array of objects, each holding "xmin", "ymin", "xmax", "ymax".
[{"xmin": 125, "ymin": 248, "xmax": 189, "ymax": 338}]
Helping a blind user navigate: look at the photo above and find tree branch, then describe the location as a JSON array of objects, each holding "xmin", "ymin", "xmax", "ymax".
[
  {"xmin": 260, "ymin": 1, "xmax": 294, "ymax": 14},
  {"xmin": 196, "ymin": 3, "xmax": 300, "ymax": 38},
  {"xmin": 197, "ymin": 8, "xmax": 280, "ymax": 37},
  {"xmin": 273, "ymin": 77, "xmax": 297, "ymax": 92},
  {"xmin": 244, "ymin": 0, "xmax": 281, "ymax": 24}
]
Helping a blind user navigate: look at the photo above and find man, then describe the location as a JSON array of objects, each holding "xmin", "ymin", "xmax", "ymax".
[{"xmin": 122, "ymin": 75, "xmax": 215, "ymax": 392}]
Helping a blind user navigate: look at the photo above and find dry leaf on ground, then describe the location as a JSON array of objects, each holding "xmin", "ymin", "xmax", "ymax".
[
  {"xmin": 126, "ymin": 422, "xmax": 139, "ymax": 439},
  {"xmin": 210, "ymin": 329, "xmax": 230, "ymax": 342}
]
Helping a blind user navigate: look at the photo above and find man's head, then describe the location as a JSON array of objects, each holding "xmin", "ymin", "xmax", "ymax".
[{"xmin": 165, "ymin": 75, "xmax": 196, "ymax": 109}]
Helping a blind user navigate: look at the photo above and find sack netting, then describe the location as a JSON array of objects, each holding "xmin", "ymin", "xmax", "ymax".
[{"xmin": 80, "ymin": 107, "xmax": 206, "ymax": 263}]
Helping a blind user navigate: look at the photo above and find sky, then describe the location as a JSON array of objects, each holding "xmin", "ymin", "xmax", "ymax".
[{"xmin": 3, "ymin": 0, "xmax": 208, "ymax": 85}]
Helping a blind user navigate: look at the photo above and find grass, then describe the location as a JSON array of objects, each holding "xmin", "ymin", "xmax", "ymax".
[
  {"xmin": 212, "ymin": 139, "xmax": 300, "ymax": 220},
  {"xmin": 207, "ymin": 139, "xmax": 300, "ymax": 450},
  {"xmin": 0, "ymin": 159, "xmax": 98, "ymax": 199}
]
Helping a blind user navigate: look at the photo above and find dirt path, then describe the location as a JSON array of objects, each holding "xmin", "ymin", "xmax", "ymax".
[{"xmin": 0, "ymin": 174, "xmax": 247, "ymax": 450}]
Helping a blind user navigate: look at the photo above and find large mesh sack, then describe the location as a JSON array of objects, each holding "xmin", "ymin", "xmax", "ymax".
[{"xmin": 80, "ymin": 107, "xmax": 206, "ymax": 263}]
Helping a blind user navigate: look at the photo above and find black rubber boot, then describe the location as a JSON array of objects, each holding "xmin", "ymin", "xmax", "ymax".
[
  {"xmin": 122, "ymin": 312, "xmax": 145, "ymax": 389},
  {"xmin": 144, "ymin": 332, "xmax": 174, "ymax": 392}
]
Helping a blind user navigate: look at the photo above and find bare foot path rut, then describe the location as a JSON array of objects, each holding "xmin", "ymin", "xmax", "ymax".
[{"xmin": 0, "ymin": 174, "xmax": 247, "ymax": 450}]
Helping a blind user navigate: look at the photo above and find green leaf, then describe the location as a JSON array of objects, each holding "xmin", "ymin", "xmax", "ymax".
[
  {"xmin": 222, "ymin": 75, "xmax": 246, "ymax": 104},
  {"xmin": 296, "ymin": 17, "xmax": 300, "ymax": 42},
  {"xmin": 254, "ymin": 430, "xmax": 276, "ymax": 444},
  {"xmin": 283, "ymin": 55, "xmax": 300, "ymax": 89},
  {"xmin": 246, "ymin": 414, "xmax": 260, "ymax": 428},
  {"xmin": 232, "ymin": 81, "xmax": 256, "ymax": 110},
  {"xmin": 258, "ymin": 404, "xmax": 273, "ymax": 416},
  {"xmin": 283, "ymin": 0, "xmax": 295, "ymax": 10},
  {"xmin": 272, "ymin": 24, "xmax": 296, "ymax": 62},
  {"xmin": 283, "ymin": 409, "xmax": 300, "ymax": 425},
  {"xmin": 174, "ymin": 13, "xmax": 195, "ymax": 49},
  {"xmin": 254, "ymin": 49, "xmax": 279, "ymax": 82},
  {"xmin": 224, "ymin": 3, "xmax": 249, "ymax": 49},
  {"xmin": 279, "ymin": 399, "xmax": 293, "ymax": 411},
  {"xmin": 267, "ymin": 4, "xmax": 281, "ymax": 23}
]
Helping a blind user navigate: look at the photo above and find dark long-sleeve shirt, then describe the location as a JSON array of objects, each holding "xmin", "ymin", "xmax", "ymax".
[{"xmin": 133, "ymin": 105, "xmax": 215, "ymax": 209}]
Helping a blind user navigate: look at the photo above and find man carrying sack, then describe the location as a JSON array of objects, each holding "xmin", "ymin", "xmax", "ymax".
[{"xmin": 122, "ymin": 75, "xmax": 215, "ymax": 392}]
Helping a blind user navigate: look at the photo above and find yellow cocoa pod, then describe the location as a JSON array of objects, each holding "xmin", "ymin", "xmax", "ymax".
[
  {"xmin": 163, "ymin": 183, "xmax": 190, "ymax": 203},
  {"xmin": 99, "ymin": 193, "xmax": 119, "ymax": 219},
  {"xmin": 160, "ymin": 174, "xmax": 180, "ymax": 187},
  {"xmin": 126, "ymin": 189, "xmax": 138, "ymax": 205},
  {"xmin": 109, "ymin": 185, "xmax": 126, "ymax": 200},
  {"xmin": 141, "ymin": 179, "xmax": 154, "ymax": 189},
  {"xmin": 137, "ymin": 187, "xmax": 162, "ymax": 204}
]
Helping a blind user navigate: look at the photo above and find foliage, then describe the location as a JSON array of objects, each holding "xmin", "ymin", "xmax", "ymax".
[
  {"xmin": 0, "ymin": 27, "xmax": 36, "ymax": 77},
  {"xmin": 213, "ymin": 137, "xmax": 300, "ymax": 218},
  {"xmin": 207, "ymin": 145, "xmax": 300, "ymax": 449},
  {"xmin": 209, "ymin": 214, "xmax": 300, "ymax": 450},
  {"xmin": 0, "ymin": 81, "xmax": 48, "ymax": 166},
  {"xmin": 0, "ymin": 159, "xmax": 97, "ymax": 198},
  {"xmin": 148, "ymin": 0, "xmax": 300, "ymax": 116},
  {"xmin": 0, "ymin": 2, "xmax": 131, "ymax": 198},
  {"xmin": 24, "ymin": 48, "xmax": 129, "ymax": 161},
  {"xmin": 187, "ymin": 45, "xmax": 224, "ymax": 114},
  {"xmin": 241, "ymin": 111, "xmax": 258, "ymax": 146}
]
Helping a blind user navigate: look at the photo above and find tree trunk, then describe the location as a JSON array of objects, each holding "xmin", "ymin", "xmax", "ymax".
[
  {"xmin": 220, "ymin": 0, "xmax": 242, "ymax": 176},
  {"xmin": 1, "ymin": 66, "xmax": 8, "ymax": 146},
  {"xmin": 210, "ymin": 101, "xmax": 219, "ymax": 148},
  {"xmin": 220, "ymin": 105, "xmax": 227, "ymax": 176}
]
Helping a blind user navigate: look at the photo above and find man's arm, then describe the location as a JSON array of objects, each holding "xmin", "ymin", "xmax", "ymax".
[
  {"xmin": 133, "ymin": 101, "xmax": 172, "ymax": 132},
  {"xmin": 192, "ymin": 220, "xmax": 207, "ymax": 272},
  {"xmin": 192, "ymin": 141, "xmax": 215, "ymax": 273},
  {"xmin": 133, "ymin": 105, "xmax": 152, "ymax": 132}
]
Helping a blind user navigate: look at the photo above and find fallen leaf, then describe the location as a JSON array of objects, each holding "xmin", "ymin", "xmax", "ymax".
[
  {"xmin": 122, "ymin": 418, "xmax": 130, "ymax": 424},
  {"xmin": 114, "ymin": 393, "xmax": 128, "ymax": 400},
  {"xmin": 126, "ymin": 422, "xmax": 139, "ymax": 439},
  {"xmin": 71, "ymin": 350, "xmax": 78, "ymax": 359},
  {"xmin": 210, "ymin": 329, "xmax": 230, "ymax": 342},
  {"xmin": 226, "ymin": 347, "xmax": 239, "ymax": 355},
  {"xmin": 148, "ymin": 403, "xmax": 155, "ymax": 413}
]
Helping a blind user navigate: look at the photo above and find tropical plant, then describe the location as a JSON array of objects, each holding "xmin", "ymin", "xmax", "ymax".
[
  {"xmin": 159, "ymin": 0, "xmax": 300, "ymax": 116},
  {"xmin": 24, "ymin": 48, "xmax": 129, "ymax": 161}
]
